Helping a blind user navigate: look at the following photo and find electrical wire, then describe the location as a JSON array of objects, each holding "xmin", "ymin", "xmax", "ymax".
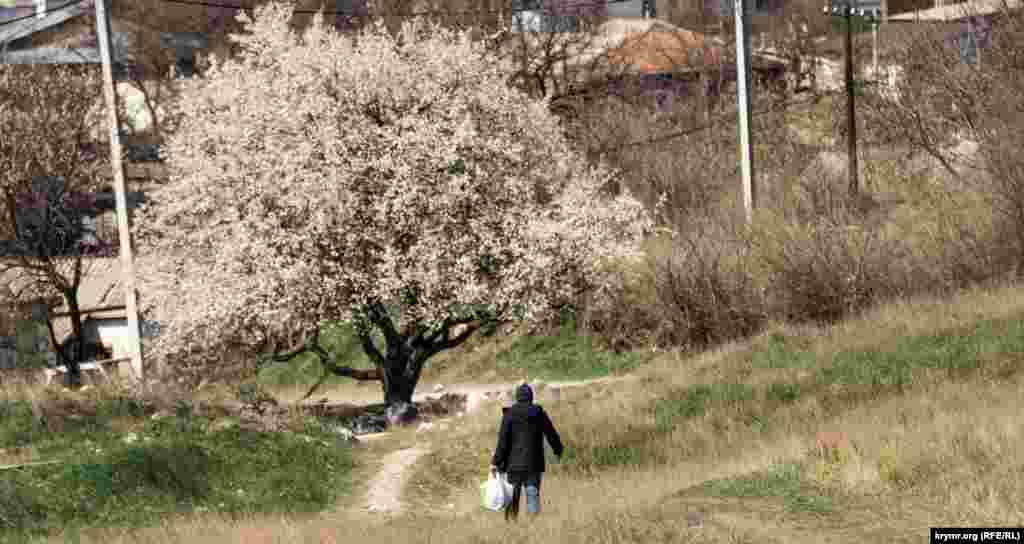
[
  {"xmin": 3, "ymin": 0, "xmax": 816, "ymax": 151},
  {"xmin": 160, "ymin": 0, "xmax": 638, "ymax": 18},
  {"xmin": 0, "ymin": 0, "xmax": 631, "ymax": 28},
  {"xmin": 592, "ymin": 94, "xmax": 821, "ymax": 154}
]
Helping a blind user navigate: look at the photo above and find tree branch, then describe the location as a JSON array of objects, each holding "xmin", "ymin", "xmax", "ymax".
[
  {"xmin": 366, "ymin": 301, "xmax": 400, "ymax": 349},
  {"xmin": 357, "ymin": 327, "xmax": 385, "ymax": 368},
  {"xmin": 434, "ymin": 323, "xmax": 479, "ymax": 352}
]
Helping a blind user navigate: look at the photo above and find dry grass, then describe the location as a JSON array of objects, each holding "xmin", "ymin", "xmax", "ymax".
[{"xmin": 8, "ymin": 283, "xmax": 1024, "ymax": 543}]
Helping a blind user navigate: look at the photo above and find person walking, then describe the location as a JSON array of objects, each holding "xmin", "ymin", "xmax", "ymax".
[{"xmin": 491, "ymin": 383, "xmax": 564, "ymax": 521}]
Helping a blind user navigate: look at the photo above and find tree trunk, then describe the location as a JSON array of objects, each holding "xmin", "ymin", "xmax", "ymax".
[
  {"xmin": 62, "ymin": 289, "xmax": 84, "ymax": 388},
  {"xmin": 382, "ymin": 358, "xmax": 417, "ymax": 406}
]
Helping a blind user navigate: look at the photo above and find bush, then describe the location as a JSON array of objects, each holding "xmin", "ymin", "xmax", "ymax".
[
  {"xmin": 0, "ymin": 400, "xmax": 43, "ymax": 448},
  {"xmin": 651, "ymin": 223, "xmax": 767, "ymax": 350},
  {"xmin": 114, "ymin": 443, "xmax": 211, "ymax": 500},
  {"xmin": 746, "ymin": 211, "xmax": 903, "ymax": 324},
  {"xmin": 0, "ymin": 419, "xmax": 355, "ymax": 537},
  {"xmin": 573, "ymin": 258, "xmax": 672, "ymax": 353},
  {"xmin": 0, "ymin": 479, "xmax": 46, "ymax": 533}
]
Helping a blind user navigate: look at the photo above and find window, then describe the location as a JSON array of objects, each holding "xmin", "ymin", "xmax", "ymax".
[
  {"xmin": 708, "ymin": 0, "xmax": 772, "ymax": 16},
  {"xmin": 175, "ymin": 51, "xmax": 196, "ymax": 79},
  {"xmin": 512, "ymin": 0, "xmax": 581, "ymax": 32}
]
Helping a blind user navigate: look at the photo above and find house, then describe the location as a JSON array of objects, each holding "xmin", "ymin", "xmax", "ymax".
[
  {"xmin": 790, "ymin": 0, "xmax": 1020, "ymax": 98},
  {"xmin": 560, "ymin": 18, "xmax": 788, "ymax": 111},
  {"xmin": 1, "ymin": 0, "xmax": 209, "ymax": 134},
  {"xmin": 0, "ymin": 173, "xmax": 151, "ymax": 373},
  {"xmin": 887, "ymin": 0, "xmax": 1020, "ymax": 21},
  {"xmin": 0, "ymin": 256, "xmax": 144, "ymax": 373},
  {"xmin": 511, "ymin": 0, "xmax": 656, "ymax": 32}
]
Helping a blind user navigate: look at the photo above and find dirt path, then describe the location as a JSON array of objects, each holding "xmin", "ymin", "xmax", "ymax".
[
  {"xmin": 364, "ymin": 446, "xmax": 427, "ymax": 513},
  {"xmin": 354, "ymin": 375, "xmax": 636, "ymax": 514}
]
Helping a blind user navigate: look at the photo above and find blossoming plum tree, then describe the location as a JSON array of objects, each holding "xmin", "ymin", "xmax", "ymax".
[{"xmin": 134, "ymin": 3, "xmax": 657, "ymax": 411}]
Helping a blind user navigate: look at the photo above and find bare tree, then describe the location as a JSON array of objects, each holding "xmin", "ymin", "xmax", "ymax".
[
  {"xmin": 856, "ymin": 6, "xmax": 1024, "ymax": 268},
  {"xmin": 0, "ymin": 63, "xmax": 116, "ymax": 387}
]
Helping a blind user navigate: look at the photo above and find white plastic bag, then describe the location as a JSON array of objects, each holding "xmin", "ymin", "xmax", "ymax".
[
  {"xmin": 544, "ymin": 437, "xmax": 559, "ymax": 465},
  {"xmin": 481, "ymin": 471, "xmax": 513, "ymax": 511}
]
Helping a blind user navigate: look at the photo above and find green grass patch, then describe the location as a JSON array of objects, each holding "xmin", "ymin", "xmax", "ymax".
[
  {"xmin": 0, "ymin": 414, "xmax": 354, "ymax": 539},
  {"xmin": 0, "ymin": 400, "xmax": 45, "ymax": 449},
  {"xmin": 817, "ymin": 317, "xmax": 1024, "ymax": 388},
  {"xmin": 765, "ymin": 382, "xmax": 802, "ymax": 404},
  {"xmin": 494, "ymin": 325, "xmax": 643, "ymax": 381},
  {"xmin": 750, "ymin": 333, "xmax": 817, "ymax": 369},
  {"xmin": 588, "ymin": 444, "xmax": 642, "ymax": 467},
  {"xmin": 653, "ymin": 383, "xmax": 755, "ymax": 433},
  {"xmin": 256, "ymin": 320, "xmax": 375, "ymax": 388},
  {"xmin": 701, "ymin": 462, "xmax": 833, "ymax": 514}
]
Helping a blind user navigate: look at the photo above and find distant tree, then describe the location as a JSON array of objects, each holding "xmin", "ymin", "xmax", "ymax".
[
  {"xmin": 134, "ymin": 4, "xmax": 656, "ymax": 410},
  {"xmin": 0, "ymin": 64, "xmax": 116, "ymax": 387},
  {"xmin": 856, "ymin": 7, "xmax": 1024, "ymax": 269}
]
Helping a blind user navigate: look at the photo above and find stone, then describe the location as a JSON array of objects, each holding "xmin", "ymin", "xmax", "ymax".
[
  {"xmin": 463, "ymin": 392, "xmax": 484, "ymax": 415},
  {"xmin": 385, "ymin": 401, "xmax": 418, "ymax": 427},
  {"xmin": 350, "ymin": 414, "xmax": 388, "ymax": 435},
  {"xmin": 416, "ymin": 422, "xmax": 434, "ymax": 433},
  {"xmin": 329, "ymin": 424, "xmax": 359, "ymax": 444}
]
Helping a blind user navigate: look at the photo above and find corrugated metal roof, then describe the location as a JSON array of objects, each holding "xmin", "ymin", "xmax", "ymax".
[
  {"xmin": 888, "ymin": 0, "xmax": 1020, "ymax": 21},
  {"xmin": 0, "ymin": 0, "xmax": 88, "ymax": 47}
]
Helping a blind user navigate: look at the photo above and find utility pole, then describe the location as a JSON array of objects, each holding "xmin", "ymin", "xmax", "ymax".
[
  {"xmin": 872, "ymin": 19, "xmax": 878, "ymax": 80},
  {"xmin": 735, "ymin": 0, "xmax": 755, "ymax": 223},
  {"xmin": 95, "ymin": 0, "xmax": 144, "ymax": 382},
  {"xmin": 844, "ymin": 1, "xmax": 859, "ymax": 199}
]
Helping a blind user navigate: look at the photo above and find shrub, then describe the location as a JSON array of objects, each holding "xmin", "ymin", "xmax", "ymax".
[
  {"xmin": 746, "ymin": 211, "xmax": 903, "ymax": 324},
  {"xmin": 651, "ymin": 223, "xmax": 767, "ymax": 350},
  {"xmin": 0, "ymin": 478, "xmax": 46, "ymax": 533},
  {"xmin": 0, "ymin": 400, "xmax": 43, "ymax": 448}
]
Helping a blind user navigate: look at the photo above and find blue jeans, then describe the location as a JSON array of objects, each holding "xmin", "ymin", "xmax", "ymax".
[{"xmin": 508, "ymin": 472, "xmax": 543, "ymax": 514}]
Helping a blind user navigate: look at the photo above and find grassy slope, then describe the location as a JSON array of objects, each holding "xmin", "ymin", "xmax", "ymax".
[{"xmin": 32, "ymin": 281, "xmax": 1024, "ymax": 543}]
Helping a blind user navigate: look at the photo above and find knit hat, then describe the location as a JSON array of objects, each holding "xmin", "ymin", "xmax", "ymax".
[{"xmin": 516, "ymin": 383, "xmax": 534, "ymax": 403}]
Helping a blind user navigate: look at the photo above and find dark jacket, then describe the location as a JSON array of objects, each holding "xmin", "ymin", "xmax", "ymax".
[{"xmin": 491, "ymin": 401, "xmax": 564, "ymax": 474}]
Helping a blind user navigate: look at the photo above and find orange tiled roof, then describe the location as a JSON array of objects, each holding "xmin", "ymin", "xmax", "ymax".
[{"xmin": 606, "ymin": 28, "xmax": 724, "ymax": 73}]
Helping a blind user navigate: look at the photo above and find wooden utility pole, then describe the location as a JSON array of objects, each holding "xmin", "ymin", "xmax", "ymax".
[
  {"xmin": 95, "ymin": 0, "xmax": 144, "ymax": 382},
  {"xmin": 844, "ymin": 1, "xmax": 860, "ymax": 199},
  {"xmin": 735, "ymin": 0, "xmax": 756, "ymax": 222}
]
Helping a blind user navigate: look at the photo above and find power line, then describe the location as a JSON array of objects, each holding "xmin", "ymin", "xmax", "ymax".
[
  {"xmin": 0, "ymin": 0, "xmax": 88, "ymax": 29},
  {"xmin": 159, "ymin": 0, "xmax": 635, "ymax": 18},
  {"xmin": 1, "ymin": 0, "xmax": 632, "ymax": 29},
  {"xmin": 592, "ymin": 94, "xmax": 819, "ymax": 155}
]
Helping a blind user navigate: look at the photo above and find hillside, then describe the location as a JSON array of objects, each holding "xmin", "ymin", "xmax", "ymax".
[{"xmin": 21, "ymin": 280, "xmax": 1023, "ymax": 544}]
